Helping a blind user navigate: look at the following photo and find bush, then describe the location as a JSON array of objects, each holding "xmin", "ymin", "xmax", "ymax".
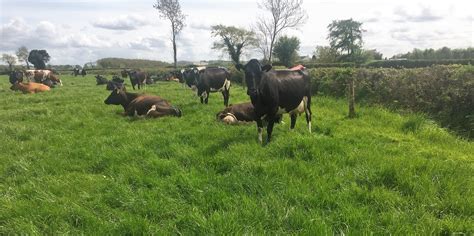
[
  {"xmin": 365, "ymin": 59, "xmax": 474, "ymax": 68},
  {"xmin": 309, "ymin": 65, "xmax": 474, "ymax": 139}
]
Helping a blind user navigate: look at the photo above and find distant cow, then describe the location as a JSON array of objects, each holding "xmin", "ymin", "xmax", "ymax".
[
  {"xmin": 122, "ymin": 69, "xmax": 147, "ymax": 90},
  {"xmin": 236, "ymin": 59, "xmax": 312, "ymax": 143},
  {"xmin": 10, "ymin": 82, "xmax": 51, "ymax": 94},
  {"xmin": 104, "ymin": 88, "xmax": 181, "ymax": 118},
  {"xmin": 216, "ymin": 102, "xmax": 256, "ymax": 124},
  {"xmin": 95, "ymin": 75, "xmax": 109, "ymax": 85},
  {"xmin": 48, "ymin": 74, "xmax": 62, "ymax": 86},
  {"xmin": 73, "ymin": 68, "xmax": 87, "ymax": 77},
  {"xmin": 195, "ymin": 67, "xmax": 231, "ymax": 106}
]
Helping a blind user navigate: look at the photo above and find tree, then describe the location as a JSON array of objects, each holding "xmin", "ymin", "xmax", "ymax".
[
  {"xmin": 211, "ymin": 25, "xmax": 257, "ymax": 65},
  {"xmin": 327, "ymin": 18, "xmax": 364, "ymax": 63},
  {"xmin": 28, "ymin": 50, "xmax": 50, "ymax": 69},
  {"xmin": 273, "ymin": 36, "xmax": 300, "ymax": 67},
  {"xmin": 16, "ymin": 46, "xmax": 30, "ymax": 69},
  {"xmin": 313, "ymin": 46, "xmax": 339, "ymax": 63},
  {"xmin": 153, "ymin": 0, "xmax": 186, "ymax": 69},
  {"xmin": 2, "ymin": 54, "xmax": 17, "ymax": 71},
  {"xmin": 256, "ymin": 0, "xmax": 308, "ymax": 63}
]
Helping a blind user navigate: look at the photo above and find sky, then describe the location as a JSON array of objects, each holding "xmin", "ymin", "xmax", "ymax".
[{"xmin": 0, "ymin": 0, "xmax": 472, "ymax": 65}]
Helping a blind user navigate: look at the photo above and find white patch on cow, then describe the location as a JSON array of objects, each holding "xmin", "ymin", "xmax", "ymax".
[
  {"xmin": 191, "ymin": 85, "xmax": 197, "ymax": 91},
  {"xmin": 147, "ymin": 105, "xmax": 157, "ymax": 115},
  {"xmin": 258, "ymin": 127, "xmax": 263, "ymax": 143},
  {"xmin": 222, "ymin": 113, "xmax": 237, "ymax": 124},
  {"xmin": 201, "ymin": 91, "xmax": 208, "ymax": 98}
]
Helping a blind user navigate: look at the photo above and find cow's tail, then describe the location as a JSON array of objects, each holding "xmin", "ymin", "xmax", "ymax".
[{"xmin": 305, "ymin": 86, "xmax": 312, "ymax": 133}]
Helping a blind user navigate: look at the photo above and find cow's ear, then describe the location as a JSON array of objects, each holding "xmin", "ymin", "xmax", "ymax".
[
  {"xmin": 262, "ymin": 65, "xmax": 272, "ymax": 72},
  {"xmin": 116, "ymin": 88, "xmax": 120, "ymax": 94},
  {"xmin": 235, "ymin": 64, "xmax": 244, "ymax": 71}
]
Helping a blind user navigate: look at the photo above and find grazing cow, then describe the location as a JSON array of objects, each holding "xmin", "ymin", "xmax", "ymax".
[
  {"xmin": 95, "ymin": 75, "xmax": 109, "ymax": 85},
  {"xmin": 127, "ymin": 70, "xmax": 147, "ymax": 90},
  {"xmin": 10, "ymin": 82, "xmax": 51, "ymax": 94},
  {"xmin": 9, "ymin": 70, "xmax": 24, "ymax": 84},
  {"xmin": 236, "ymin": 59, "xmax": 312, "ymax": 143},
  {"xmin": 216, "ymin": 102, "xmax": 256, "ymax": 124},
  {"xmin": 72, "ymin": 68, "xmax": 87, "ymax": 77},
  {"xmin": 104, "ymin": 88, "xmax": 181, "ymax": 118},
  {"xmin": 195, "ymin": 67, "xmax": 231, "ymax": 106}
]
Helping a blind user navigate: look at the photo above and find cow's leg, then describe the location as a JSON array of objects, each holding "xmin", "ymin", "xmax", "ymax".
[
  {"xmin": 205, "ymin": 90, "xmax": 209, "ymax": 104},
  {"xmin": 266, "ymin": 116, "xmax": 276, "ymax": 143},
  {"xmin": 222, "ymin": 90, "xmax": 229, "ymax": 107},
  {"xmin": 305, "ymin": 96, "xmax": 312, "ymax": 133},
  {"xmin": 290, "ymin": 113, "xmax": 297, "ymax": 130},
  {"xmin": 200, "ymin": 96, "xmax": 204, "ymax": 104},
  {"xmin": 256, "ymin": 119, "xmax": 264, "ymax": 144}
]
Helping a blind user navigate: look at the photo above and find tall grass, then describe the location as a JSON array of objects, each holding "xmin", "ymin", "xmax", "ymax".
[{"xmin": 0, "ymin": 75, "xmax": 473, "ymax": 234}]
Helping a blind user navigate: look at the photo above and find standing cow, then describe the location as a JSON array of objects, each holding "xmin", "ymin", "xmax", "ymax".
[
  {"xmin": 236, "ymin": 59, "xmax": 312, "ymax": 144},
  {"xmin": 122, "ymin": 69, "xmax": 147, "ymax": 90},
  {"xmin": 195, "ymin": 67, "xmax": 231, "ymax": 107}
]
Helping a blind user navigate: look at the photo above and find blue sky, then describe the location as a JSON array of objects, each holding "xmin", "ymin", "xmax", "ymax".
[{"xmin": 0, "ymin": 0, "xmax": 472, "ymax": 65}]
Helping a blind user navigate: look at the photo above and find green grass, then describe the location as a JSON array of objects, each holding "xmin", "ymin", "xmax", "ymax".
[{"xmin": 0, "ymin": 75, "xmax": 473, "ymax": 234}]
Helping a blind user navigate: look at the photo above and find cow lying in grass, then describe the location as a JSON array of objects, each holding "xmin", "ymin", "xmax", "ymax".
[
  {"xmin": 95, "ymin": 75, "xmax": 109, "ymax": 85},
  {"xmin": 104, "ymin": 88, "xmax": 181, "ymax": 118},
  {"xmin": 216, "ymin": 102, "xmax": 256, "ymax": 124},
  {"xmin": 106, "ymin": 76, "xmax": 126, "ymax": 91},
  {"xmin": 10, "ymin": 82, "xmax": 51, "ymax": 94}
]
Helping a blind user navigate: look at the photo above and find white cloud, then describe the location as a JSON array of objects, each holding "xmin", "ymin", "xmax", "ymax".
[{"xmin": 92, "ymin": 14, "xmax": 151, "ymax": 30}]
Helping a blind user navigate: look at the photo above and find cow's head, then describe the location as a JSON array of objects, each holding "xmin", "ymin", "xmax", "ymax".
[
  {"xmin": 9, "ymin": 71, "xmax": 24, "ymax": 84},
  {"xmin": 235, "ymin": 59, "xmax": 272, "ymax": 97},
  {"xmin": 104, "ymin": 88, "xmax": 127, "ymax": 105}
]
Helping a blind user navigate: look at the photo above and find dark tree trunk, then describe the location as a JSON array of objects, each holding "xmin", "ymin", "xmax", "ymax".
[
  {"xmin": 173, "ymin": 32, "xmax": 177, "ymax": 69},
  {"xmin": 26, "ymin": 60, "xmax": 30, "ymax": 69},
  {"xmin": 348, "ymin": 77, "xmax": 356, "ymax": 118}
]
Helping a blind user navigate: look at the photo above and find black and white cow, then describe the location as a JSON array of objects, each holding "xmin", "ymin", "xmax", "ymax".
[
  {"xmin": 73, "ymin": 68, "xmax": 87, "ymax": 77},
  {"xmin": 236, "ymin": 59, "xmax": 312, "ymax": 144},
  {"xmin": 106, "ymin": 76, "xmax": 126, "ymax": 91},
  {"xmin": 195, "ymin": 67, "xmax": 231, "ymax": 107}
]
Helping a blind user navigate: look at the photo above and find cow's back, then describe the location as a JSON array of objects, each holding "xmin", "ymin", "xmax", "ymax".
[
  {"xmin": 128, "ymin": 95, "xmax": 169, "ymax": 115},
  {"xmin": 199, "ymin": 68, "xmax": 229, "ymax": 89},
  {"xmin": 261, "ymin": 70, "xmax": 310, "ymax": 111}
]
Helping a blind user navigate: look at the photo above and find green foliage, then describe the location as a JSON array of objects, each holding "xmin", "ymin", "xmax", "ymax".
[
  {"xmin": 327, "ymin": 19, "xmax": 364, "ymax": 62},
  {"xmin": 273, "ymin": 36, "xmax": 301, "ymax": 67},
  {"xmin": 211, "ymin": 25, "xmax": 257, "ymax": 64},
  {"xmin": 0, "ymin": 75, "xmax": 473, "ymax": 234},
  {"xmin": 96, "ymin": 58, "xmax": 171, "ymax": 69},
  {"xmin": 393, "ymin": 47, "xmax": 474, "ymax": 60},
  {"xmin": 366, "ymin": 59, "xmax": 474, "ymax": 68},
  {"xmin": 28, "ymin": 49, "xmax": 50, "ymax": 69},
  {"xmin": 16, "ymin": 46, "xmax": 30, "ymax": 69},
  {"xmin": 310, "ymin": 65, "xmax": 474, "ymax": 138},
  {"xmin": 313, "ymin": 46, "xmax": 339, "ymax": 63},
  {"xmin": 1, "ymin": 53, "xmax": 16, "ymax": 71}
]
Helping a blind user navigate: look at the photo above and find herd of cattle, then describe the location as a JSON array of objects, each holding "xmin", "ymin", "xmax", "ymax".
[{"xmin": 7, "ymin": 61, "xmax": 312, "ymax": 143}]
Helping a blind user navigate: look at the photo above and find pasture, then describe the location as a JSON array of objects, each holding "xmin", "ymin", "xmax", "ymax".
[{"xmin": 0, "ymin": 75, "xmax": 473, "ymax": 234}]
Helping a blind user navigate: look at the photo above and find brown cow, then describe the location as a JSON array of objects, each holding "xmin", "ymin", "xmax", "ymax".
[
  {"xmin": 104, "ymin": 88, "xmax": 181, "ymax": 118},
  {"xmin": 216, "ymin": 102, "xmax": 256, "ymax": 124},
  {"xmin": 10, "ymin": 82, "xmax": 51, "ymax": 94}
]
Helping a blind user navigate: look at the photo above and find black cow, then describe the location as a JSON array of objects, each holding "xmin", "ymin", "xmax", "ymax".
[
  {"xmin": 9, "ymin": 71, "xmax": 24, "ymax": 84},
  {"xmin": 106, "ymin": 76, "xmax": 125, "ymax": 91},
  {"xmin": 104, "ymin": 88, "xmax": 181, "ymax": 118},
  {"xmin": 236, "ymin": 59, "xmax": 312, "ymax": 144},
  {"xmin": 95, "ymin": 75, "xmax": 109, "ymax": 85},
  {"xmin": 73, "ymin": 68, "xmax": 87, "ymax": 77},
  {"xmin": 122, "ymin": 70, "xmax": 147, "ymax": 90},
  {"xmin": 195, "ymin": 67, "xmax": 231, "ymax": 106}
]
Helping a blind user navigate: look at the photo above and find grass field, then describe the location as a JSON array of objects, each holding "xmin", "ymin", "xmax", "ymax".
[{"xmin": 0, "ymin": 75, "xmax": 473, "ymax": 234}]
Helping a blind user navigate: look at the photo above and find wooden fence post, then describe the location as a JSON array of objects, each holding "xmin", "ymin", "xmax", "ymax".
[{"xmin": 348, "ymin": 75, "xmax": 356, "ymax": 118}]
